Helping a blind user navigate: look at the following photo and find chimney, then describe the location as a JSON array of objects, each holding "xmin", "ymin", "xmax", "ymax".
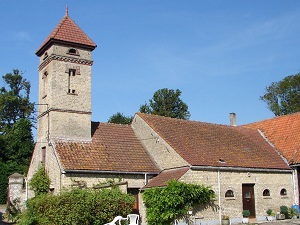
[{"xmin": 230, "ymin": 113, "xmax": 236, "ymax": 126}]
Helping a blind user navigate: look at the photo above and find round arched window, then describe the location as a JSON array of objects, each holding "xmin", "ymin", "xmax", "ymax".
[
  {"xmin": 280, "ymin": 188, "xmax": 287, "ymax": 196},
  {"xmin": 263, "ymin": 189, "xmax": 270, "ymax": 196},
  {"xmin": 68, "ymin": 48, "xmax": 78, "ymax": 55},
  {"xmin": 225, "ymin": 190, "xmax": 234, "ymax": 197}
]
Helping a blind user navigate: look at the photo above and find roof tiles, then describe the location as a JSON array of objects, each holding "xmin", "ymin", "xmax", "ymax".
[
  {"xmin": 137, "ymin": 113, "xmax": 290, "ymax": 170},
  {"xmin": 244, "ymin": 112, "xmax": 300, "ymax": 165},
  {"xmin": 143, "ymin": 167, "xmax": 190, "ymax": 189},
  {"xmin": 55, "ymin": 122, "xmax": 159, "ymax": 173},
  {"xmin": 36, "ymin": 11, "xmax": 96, "ymax": 55}
]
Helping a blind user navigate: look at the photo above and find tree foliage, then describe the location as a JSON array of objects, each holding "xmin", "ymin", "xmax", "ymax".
[
  {"xmin": 143, "ymin": 180, "xmax": 215, "ymax": 225},
  {"xmin": 18, "ymin": 188, "xmax": 135, "ymax": 225},
  {"xmin": 140, "ymin": 88, "xmax": 190, "ymax": 120},
  {"xmin": 108, "ymin": 112, "xmax": 133, "ymax": 125},
  {"xmin": 0, "ymin": 69, "xmax": 35, "ymax": 203},
  {"xmin": 260, "ymin": 73, "xmax": 300, "ymax": 116},
  {"xmin": 0, "ymin": 69, "xmax": 35, "ymax": 131}
]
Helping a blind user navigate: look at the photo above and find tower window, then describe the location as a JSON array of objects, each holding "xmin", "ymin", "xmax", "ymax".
[
  {"xmin": 42, "ymin": 71, "xmax": 48, "ymax": 99},
  {"xmin": 43, "ymin": 52, "xmax": 48, "ymax": 60},
  {"xmin": 42, "ymin": 146, "xmax": 46, "ymax": 164},
  {"xmin": 67, "ymin": 48, "xmax": 79, "ymax": 56},
  {"xmin": 68, "ymin": 69, "xmax": 77, "ymax": 94}
]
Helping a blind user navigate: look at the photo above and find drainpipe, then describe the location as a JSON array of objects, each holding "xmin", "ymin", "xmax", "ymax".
[
  {"xmin": 144, "ymin": 173, "xmax": 148, "ymax": 186},
  {"xmin": 218, "ymin": 170, "xmax": 222, "ymax": 223},
  {"xmin": 292, "ymin": 169, "xmax": 297, "ymax": 205},
  {"xmin": 24, "ymin": 178, "xmax": 28, "ymax": 202}
]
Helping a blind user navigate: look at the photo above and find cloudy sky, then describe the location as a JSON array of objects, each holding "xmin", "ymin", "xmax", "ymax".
[{"xmin": 1, "ymin": 0, "xmax": 300, "ymax": 127}]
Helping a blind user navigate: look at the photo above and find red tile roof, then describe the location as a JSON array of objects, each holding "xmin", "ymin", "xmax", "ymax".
[
  {"xmin": 36, "ymin": 11, "xmax": 96, "ymax": 56},
  {"xmin": 244, "ymin": 112, "xmax": 300, "ymax": 165},
  {"xmin": 143, "ymin": 167, "xmax": 189, "ymax": 189},
  {"xmin": 55, "ymin": 122, "xmax": 159, "ymax": 173},
  {"xmin": 137, "ymin": 113, "xmax": 290, "ymax": 170}
]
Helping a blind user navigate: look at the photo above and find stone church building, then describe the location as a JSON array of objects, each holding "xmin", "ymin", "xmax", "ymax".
[{"xmin": 22, "ymin": 9, "xmax": 298, "ymax": 225}]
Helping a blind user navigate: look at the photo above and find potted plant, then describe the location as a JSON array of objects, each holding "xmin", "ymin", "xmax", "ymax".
[
  {"xmin": 221, "ymin": 215, "xmax": 230, "ymax": 225},
  {"xmin": 289, "ymin": 207, "xmax": 299, "ymax": 219},
  {"xmin": 277, "ymin": 205, "xmax": 287, "ymax": 220},
  {"xmin": 266, "ymin": 209, "xmax": 275, "ymax": 221},
  {"xmin": 242, "ymin": 210, "xmax": 250, "ymax": 223}
]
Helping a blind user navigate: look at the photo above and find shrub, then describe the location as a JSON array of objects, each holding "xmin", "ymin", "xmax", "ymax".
[
  {"xmin": 29, "ymin": 164, "xmax": 50, "ymax": 196},
  {"xmin": 17, "ymin": 188, "xmax": 135, "ymax": 225},
  {"xmin": 289, "ymin": 207, "xmax": 299, "ymax": 219},
  {"xmin": 280, "ymin": 205, "xmax": 289, "ymax": 218},
  {"xmin": 242, "ymin": 210, "xmax": 250, "ymax": 218},
  {"xmin": 266, "ymin": 209, "xmax": 275, "ymax": 216},
  {"xmin": 143, "ymin": 180, "xmax": 215, "ymax": 225}
]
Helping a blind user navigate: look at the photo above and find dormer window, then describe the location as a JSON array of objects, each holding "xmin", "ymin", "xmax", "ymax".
[{"xmin": 67, "ymin": 48, "xmax": 79, "ymax": 56}]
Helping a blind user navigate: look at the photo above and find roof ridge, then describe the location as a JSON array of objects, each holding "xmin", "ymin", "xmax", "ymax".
[
  {"xmin": 244, "ymin": 111, "xmax": 300, "ymax": 126},
  {"xmin": 136, "ymin": 112, "xmax": 232, "ymax": 127}
]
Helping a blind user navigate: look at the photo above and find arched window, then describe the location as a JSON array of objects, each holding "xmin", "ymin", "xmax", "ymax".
[
  {"xmin": 67, "ymin": 48, "xmax": 79, "ymax": 55},
  {"xmin": 280, "ymin": 188, "xmax": 287, "ymax": 196},
  {"xmin": 263, "ymin": 189, "xmax": 270, "ymax": 196},
  {"xmin": 225, "ymin": 190, "xmax": 234, "ymax": 198}
]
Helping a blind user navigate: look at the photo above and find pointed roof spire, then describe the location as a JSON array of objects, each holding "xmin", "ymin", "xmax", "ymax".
[
  {"xmin": 36, "ymin": 9, "xmax": 97, "ymax": 56},
  {"xmin": 66, "ymin": 5, "xmax": 68, "ymax": 16}
]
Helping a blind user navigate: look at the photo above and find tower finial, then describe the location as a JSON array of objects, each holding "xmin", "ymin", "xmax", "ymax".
[{"xmin": 66, "ymin": 5, "xmax": 69, "ymax": 16}]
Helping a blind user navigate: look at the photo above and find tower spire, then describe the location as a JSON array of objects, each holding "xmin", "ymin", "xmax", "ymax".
[{"xmin": 65, "ymin": 5, "xmax": 68, "ymax": 16}]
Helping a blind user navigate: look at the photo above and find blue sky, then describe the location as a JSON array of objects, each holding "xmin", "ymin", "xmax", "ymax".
[{"xmin": 1, "ymin": 0, "xmax": 300, "ymax": 127}]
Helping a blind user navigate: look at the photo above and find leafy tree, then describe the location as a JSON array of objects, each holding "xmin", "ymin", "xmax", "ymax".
[
  {"xmin": 0, "ymin": 69, "xmax": 35, "ymax": 131},
  {"xmin": 0, "ymin": 69, "xmax": 35, "ymax": 203},
  {"xmin": 260, "ymin": 73, "xmax": 300, "ymax": 116},
  {"xmin": 108, "ymin": 112, "xmax": 133, "ymax": 125},
  {"xmin": 140, "ymin": 88, "xmax": 190, "ymax": 120}
]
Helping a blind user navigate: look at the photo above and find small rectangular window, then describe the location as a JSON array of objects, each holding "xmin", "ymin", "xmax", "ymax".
[
  {"xmin": 42, "ymin": 146, "xmax": 46, "ymax": 164},
  {"xmin": 68, "ymin": 69, "xmax": 76, "ymax": 94}
]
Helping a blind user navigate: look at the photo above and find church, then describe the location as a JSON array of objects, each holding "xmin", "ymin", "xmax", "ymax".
[{"xmin": 25, "ymin": 9, "xmax": 297, "ymax": 225}]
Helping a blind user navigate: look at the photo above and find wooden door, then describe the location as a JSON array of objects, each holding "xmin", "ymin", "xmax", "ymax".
[{"xmin": 242, "ymin": 184, "xmax": 255, "ymax": 218}]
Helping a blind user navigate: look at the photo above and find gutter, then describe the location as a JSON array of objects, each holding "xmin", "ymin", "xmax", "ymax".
[
  {"xmin": 63, "ymin": 169, "xmax": 159, "ymax": 175},
  {"xmin": 190, "ymin": 166, "xmax": 292, "ymax": 173}
]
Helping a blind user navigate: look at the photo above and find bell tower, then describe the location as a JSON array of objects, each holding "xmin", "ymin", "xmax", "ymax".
[{"xmin": 35, "ymin": 8, "xmax": 97, "ymax": 143}]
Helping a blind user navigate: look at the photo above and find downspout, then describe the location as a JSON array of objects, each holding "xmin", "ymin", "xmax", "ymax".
[
  {"xmin": 24, "ymin": 178, "xmax": 28, "ymax": 202},
  {"xmin": 218, "ymin": 170, "xmax": 222, "ymax": 223},
  {"xmin": 292, "ymin": 169, "xmax": 297, "ymax": 205},
  {"xmin": 144, "ymin": 173, "xmax": 148, "ymax": 186}
]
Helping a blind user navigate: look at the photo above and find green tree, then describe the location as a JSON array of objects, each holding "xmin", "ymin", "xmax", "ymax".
[
  {"xmin": 0, "ymin": 69, "xmax": 35, "ymax": 131},
  {"xmin": 108, "ymin": 112, "xmax": 133, "ymax": 125},
  {"xmin": 140, "ymin": 88, "xmax": 190, "ymax": 120},
  {"xmin": 0, "ymin": 69, "xmax": 35, "ymax": 203},
  {"xmin": 260, "ymin": 73, "xmax": 300, "ymax": 116}
]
